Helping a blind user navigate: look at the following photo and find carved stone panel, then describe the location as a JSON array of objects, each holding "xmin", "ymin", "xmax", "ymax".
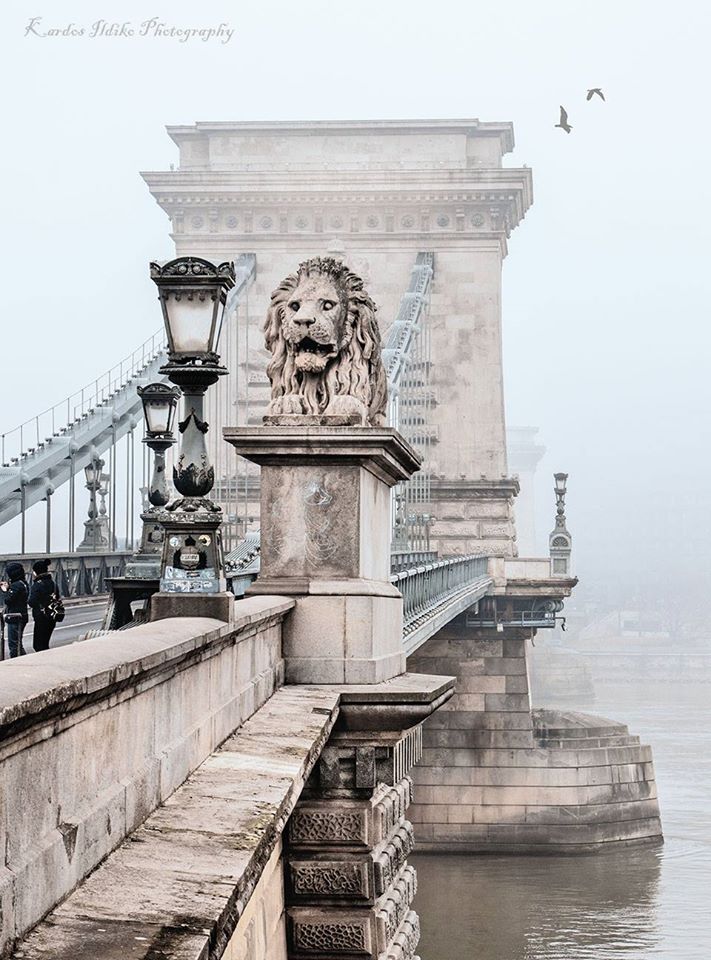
[
  {"xmin": 290, "ymin": 916, "xmax": 373, "ymax": 955},
  {"xmin": 289, "ymin": 807, "xmax": 369, "ymax": 848},
  {"xmin": 289, "ymin": 860, "xmax": 370, "ymax": 901}
]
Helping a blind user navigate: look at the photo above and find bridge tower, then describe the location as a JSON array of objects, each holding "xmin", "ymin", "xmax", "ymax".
[
  {"xmin": 143, "ymin": 119, "xmax": 661, "ymax": 853},
  {"xmin": 142, "ymin": 119, "xmax": 532, "ymax": 553}
]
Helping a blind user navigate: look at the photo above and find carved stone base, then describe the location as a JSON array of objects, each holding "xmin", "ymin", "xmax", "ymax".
[
  {"xmin": 287, "ymin": 779, "xmax": 420, "ymax": 959},
  {"xmin": 283, "ymin": 699, "xmax": 436, "ymax": 960},
  {"xmin": 150, "ymin": 590, "xmax": 234, "ymax": 623}
]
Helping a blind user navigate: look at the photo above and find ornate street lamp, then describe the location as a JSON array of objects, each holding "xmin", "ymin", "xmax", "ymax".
[
  {"xmin": 150, "ymin": 256, "xmax": 235, "ymax": 595},
  {"xmin": 77, "ymin": 454, "xmax": 111, "ymax": 552},
  {"xmin": 549, "ymin": 472, "xmax": 572, "ymax": 576},
  {"xmin": 124, "ymin": 382, "xmax": 180, "ymax": 579}
]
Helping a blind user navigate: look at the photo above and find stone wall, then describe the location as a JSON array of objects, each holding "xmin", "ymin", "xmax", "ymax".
[
  {"xmin": 408, "ymin": 614, "xmax": 663, "ymax": 851},
  {"xmin": 224, "ymin": 842, "xmax": 287, "ymax": 960},
  {"xmin": 0, "ymin": 596, "xmax": 292, "ymax": 956}
]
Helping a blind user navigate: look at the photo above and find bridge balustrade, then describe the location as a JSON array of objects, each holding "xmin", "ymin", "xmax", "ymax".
[
  {"xmin": 391, "ymin": 554, "xmax": 490, "ymax": 646},
  {"xmin": 0, "ymin": 551, "xmax": 129, "ymax": 599}
]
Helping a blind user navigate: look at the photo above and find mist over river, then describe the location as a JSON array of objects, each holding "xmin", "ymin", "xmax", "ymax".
[{"xmin": 414, "ymin": 680, "xmax": 711, "ymax": 959}]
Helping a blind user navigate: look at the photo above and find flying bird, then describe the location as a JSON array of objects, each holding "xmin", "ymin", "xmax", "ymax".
[
  {"xmin": 587, "ymin": 88, "xmax": 605, "ymax": 101},
  {"xmin": 555, "ymin": 106, "xmax": 572, "ymax": 133}
]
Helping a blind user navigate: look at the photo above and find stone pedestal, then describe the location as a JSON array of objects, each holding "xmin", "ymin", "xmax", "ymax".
[
  {"xmin": 123, "ymin": 510, "xmax": 165, "ymax": 579},
  {"xmin": 224, "ymin": 420, "xmax": 421, "ymax": 683},
  {"xmin": 284, "ymin": 677, "xmax": 453, "ymax": 960}
]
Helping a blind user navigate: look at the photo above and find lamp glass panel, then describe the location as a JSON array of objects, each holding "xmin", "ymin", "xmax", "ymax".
[
  {"xmin": 212, "ymin": 300, "xmax": 226, "ymax": 354},
  {"xmin": 144, "ymin": 401, "xmax": 171, "ymax": 434},
  {"xmin": 85, "ymin": 464, "xmax": 97, "ymax": 484},
  {"xmin": 166, "ymin": 294, "xmax": 214, "ymax": 355}
]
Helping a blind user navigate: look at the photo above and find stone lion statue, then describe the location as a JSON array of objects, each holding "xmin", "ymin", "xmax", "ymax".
[{"xmin": 263, "ymin": 257, "xmax": 387, "ymax": 426}]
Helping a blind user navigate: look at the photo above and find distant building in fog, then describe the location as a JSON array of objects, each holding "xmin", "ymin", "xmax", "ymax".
[{"xmin": 507, "ymin": 426, "xmax": 545, "ymax": 556}]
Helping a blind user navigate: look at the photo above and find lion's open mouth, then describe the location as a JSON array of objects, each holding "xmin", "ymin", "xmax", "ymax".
[
  {"xmin": 293, "ymin": 336, "xmax": 337, "ymax": 358},
  {"xmin": 290, "ymin": 336, "xmax": 337, "ymax": 372}
]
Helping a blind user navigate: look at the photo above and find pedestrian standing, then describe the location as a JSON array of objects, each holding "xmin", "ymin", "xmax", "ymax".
[
  {"xmin": 0, "ymin": 562, "xmax": 29, "ymax": 658},
  {"xmin": 29, "ymin": 559, "xmax": 58, "ymax": 653}
]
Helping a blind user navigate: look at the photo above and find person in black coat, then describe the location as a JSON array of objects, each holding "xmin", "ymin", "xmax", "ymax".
[
  {"xmin": 1, "ymin": 562, "xmax": 29, "ymax": 658},
  {"xmin": 28, "ymin": 559, "xmax": 58, "ymax": 652}
]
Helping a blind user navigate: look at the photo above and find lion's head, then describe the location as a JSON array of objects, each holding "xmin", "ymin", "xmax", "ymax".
[{"xmin": 264, "ymin": 257, "xmax": 387, "ymax": 426}]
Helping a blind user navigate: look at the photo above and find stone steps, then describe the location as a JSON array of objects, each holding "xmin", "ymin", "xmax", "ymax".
[
  {"xmin": 537, "ymin": 734, "xmax": 642, "ymax": 750},
  {"xmin": 533, "ymin": 709, "xmax": 641, "ymax": 751}
]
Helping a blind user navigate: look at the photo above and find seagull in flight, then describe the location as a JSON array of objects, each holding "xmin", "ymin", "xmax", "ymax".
[
  {"xmin": 587, "ymin": 88, "xmax": 605, "ymax": 101},
  {"xmin": 555, "ymin": 106, "xmax": 572, "ymax": 133}
]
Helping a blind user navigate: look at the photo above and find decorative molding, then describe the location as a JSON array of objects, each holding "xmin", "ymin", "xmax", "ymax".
[
  {"xmin": 373, "ymin": 822, "xmax": 415, "ymax": 895},
  {"xmin": 375, "ymin": 865, "xmax": 417, "ymax": 948},
  {"xmin": 430, "ymin": 477, "xmax": 520, "ymax": 501},
  {"xmin": 146, "ymin": 177, "xmax": 532, "ymax": 239}
]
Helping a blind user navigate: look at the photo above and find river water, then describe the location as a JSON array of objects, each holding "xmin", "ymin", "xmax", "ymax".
[{"xmin": 413, "ymin": 680, "xmax": 711, "ymax": 959}]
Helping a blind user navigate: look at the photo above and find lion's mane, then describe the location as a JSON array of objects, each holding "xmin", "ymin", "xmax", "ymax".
[{"xmin": 264, "ymin": 257, "xmax": 388, "ymax": 426}]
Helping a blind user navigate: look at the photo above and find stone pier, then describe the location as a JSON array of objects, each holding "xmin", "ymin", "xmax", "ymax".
[{"xmin": 408, "ymin": 617, "xmax": 662, "ymax": 852}]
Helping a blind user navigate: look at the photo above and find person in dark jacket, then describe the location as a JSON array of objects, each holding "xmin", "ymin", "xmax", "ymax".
[
  {"xmin": 28, "ymin": 559, "xmax": 58, "ymax": 652},
  {"xmin": 1, "ymin": 562, "xmax": 29, "ymax": 658}
]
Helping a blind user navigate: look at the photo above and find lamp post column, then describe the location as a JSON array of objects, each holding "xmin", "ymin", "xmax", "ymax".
[
  {"xmin": 125, "ymin": 382, "xmax": 180, "ymax": 579},
  {"xmin": 77, "ymin": 455, "xmax": 111, "ymax": 552},
  {"xmin": 147, "ymin": 256, "xmax": 235, "ymax": 621},
  {"xmin": 549, "ymin": 472, "xmax": 572, "ymax": 577}
]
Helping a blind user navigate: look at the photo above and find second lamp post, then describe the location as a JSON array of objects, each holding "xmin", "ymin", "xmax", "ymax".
[{"xmin": 125, "ymin": 382, "xmax": 180, "ymax": 579}]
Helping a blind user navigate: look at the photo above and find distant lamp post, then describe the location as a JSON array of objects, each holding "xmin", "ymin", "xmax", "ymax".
[
  {"xmin": 140, "ymin": 381, "xmax": 180, "ymax": 443},
  {"xmin": 124, "ymin": 382, "xmax": 180, "ymax": 579},
  {"xmin": 150, "ymin": 256, "xmax": 235, "ymax": 595},
  {"xmin": 549, "ymin": 471, "xmax": 572, "ymax": 577},
  {"xmin": 77, "ymin": 454, "xmax": 111, "ymax": 552}
]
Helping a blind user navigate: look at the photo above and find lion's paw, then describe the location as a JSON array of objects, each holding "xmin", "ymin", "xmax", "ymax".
[
  {"xmin": 324, "ymin": 395, "xmax": 368, "ymax": 423},
  {"xmin": 267, "ymin": 395, "xmax": 304, "ymax": 416}
]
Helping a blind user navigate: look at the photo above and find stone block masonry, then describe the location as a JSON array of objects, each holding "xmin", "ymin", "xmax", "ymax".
[{"xmin": 408, "ymin": 614, "xmax": 663, "ymax": 852}]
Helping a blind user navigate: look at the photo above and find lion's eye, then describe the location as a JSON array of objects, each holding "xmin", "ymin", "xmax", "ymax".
[
  {"xmin": 322, "ymin": 300, "xmax": 335, "ymax": 311},
  {"xmin": 289, "ymin": 301, "xmax": 300, "ymax": 312}
]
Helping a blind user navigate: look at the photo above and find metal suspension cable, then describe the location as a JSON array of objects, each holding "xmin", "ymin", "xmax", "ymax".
[
  {"xmin": 0, "ymin": 328, "xmax": 165, "ymax": 468},
  {"xmin": 382, "ymin": 252, "xmax": 435, "ymax": 556}
]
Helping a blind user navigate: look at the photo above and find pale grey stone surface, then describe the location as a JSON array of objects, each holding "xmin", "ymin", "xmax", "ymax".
[{"xmin": 0, "ymin": 598, "xmax": 293, "ymax": 956}]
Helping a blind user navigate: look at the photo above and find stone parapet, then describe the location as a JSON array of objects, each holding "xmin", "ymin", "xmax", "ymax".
[
  {"xmin": 9, "ymin": 674, "xmax": 452, "ymax": 960},
  {"xmin": 0, "ymin": 598, "xmax": 292, "ymax": 957}
]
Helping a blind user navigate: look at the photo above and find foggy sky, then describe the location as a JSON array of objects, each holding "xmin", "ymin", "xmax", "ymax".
[{"xmin": 1, "ymin": 0, "xmax": 710, "ymax": 596}]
